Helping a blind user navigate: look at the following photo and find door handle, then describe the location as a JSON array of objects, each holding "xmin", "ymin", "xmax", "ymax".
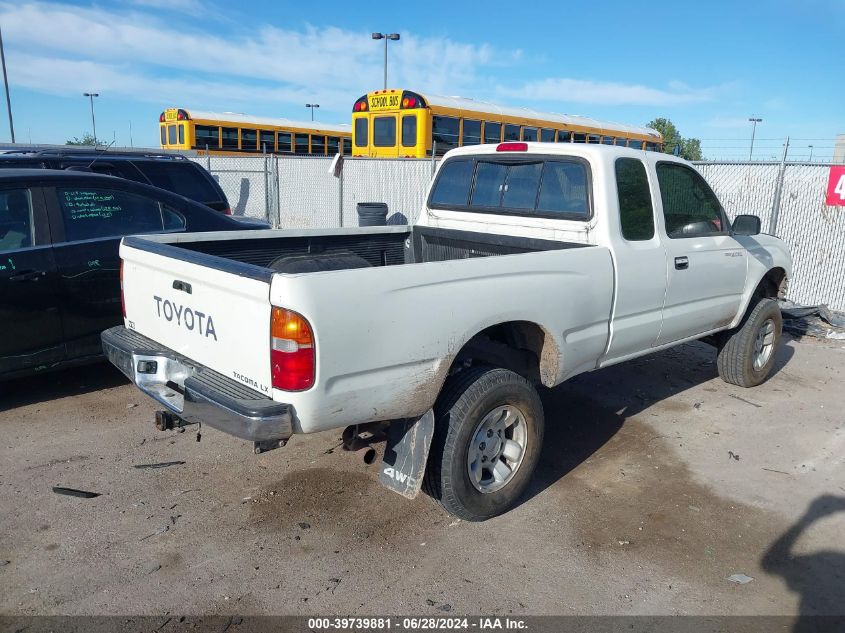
[
  {"xmin": 674, "ymin": 256, "xmax": 689, "ymax": 270},
  {"xmin": 9, "ymin": 269, "xmax": 46, "ymax": 282}
]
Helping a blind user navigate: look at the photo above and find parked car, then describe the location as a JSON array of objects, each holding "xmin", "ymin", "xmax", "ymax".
[
  {"xmin": 0, "ymin": 169, "xmax": 262, "ymax": 380},
  {"xmin": 103, "ymin": 143, "xmax": 792, "ymax": 521},
  {"xmin": 0, "ymin": 148, "xmax": 235, "ymax": 215}
]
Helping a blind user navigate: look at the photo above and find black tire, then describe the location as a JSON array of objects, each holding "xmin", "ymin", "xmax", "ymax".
[
  {"xmin": 423, "ymin": 366, "xmax": 544, "ymax": 521},
  {"xmin": 717, "ymin": 298, "xmax": 782, "ymax": 388}
]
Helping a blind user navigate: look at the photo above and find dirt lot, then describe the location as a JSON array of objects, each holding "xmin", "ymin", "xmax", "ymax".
[{"xmin": 1, "ymin": 335, "xmax": 843, "ymax": 617}]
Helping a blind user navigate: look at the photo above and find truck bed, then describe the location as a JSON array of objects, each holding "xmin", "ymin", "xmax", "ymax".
[{"xmin": 131, "ymin": 225, "xmax": 590, "ymax": 273}]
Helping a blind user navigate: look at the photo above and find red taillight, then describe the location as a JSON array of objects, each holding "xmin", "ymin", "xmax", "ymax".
[
  {"xmin": 159, "ymin": 113, "xmax": 165, "ymax": 122},
  {"xmin": 271, "ymin": 307, "xmax": 315, "ymax": 391},
  {"xmin": 496, "ymin": 142, "xmax": 528, "ymax": 152},
  {"xmin": 401, "ymin": 97, "xmax": 416, "ymax": 108},
  {"xmin": 119, "ymin": 260, "xmax": 126, "ymax": 318}
]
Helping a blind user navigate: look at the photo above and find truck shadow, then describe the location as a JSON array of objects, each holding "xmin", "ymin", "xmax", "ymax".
[
  {"xmin": 0, "ymin": 362, "xmax": 127, "ymax": 414},
  {"xmin": 522, "ymin": 338, "xmax": 795, "ymax": 505}
]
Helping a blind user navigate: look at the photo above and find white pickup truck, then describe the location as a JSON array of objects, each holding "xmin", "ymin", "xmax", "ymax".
[{"xmin": 104, "ymin": 142, "xmax": 791, "ymax": 521}]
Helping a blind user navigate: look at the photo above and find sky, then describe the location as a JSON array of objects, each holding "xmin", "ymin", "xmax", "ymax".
[{"xmin": 0, "ymin": 0, "xmax": 842, "ymax": 160}]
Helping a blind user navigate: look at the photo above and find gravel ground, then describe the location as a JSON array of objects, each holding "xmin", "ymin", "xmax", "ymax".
[{"xmin": 0, "ymin": 335, "xmax": 843, "ymax": 617}]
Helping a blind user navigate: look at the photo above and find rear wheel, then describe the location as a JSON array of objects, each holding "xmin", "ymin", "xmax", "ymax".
[
  {"xmin": 424, "ymin": 366, "xmax": 544, "ymax": 521},
  {"xmin": 717, "ymin": 298, "xmax": 782, "ymax": 387}
]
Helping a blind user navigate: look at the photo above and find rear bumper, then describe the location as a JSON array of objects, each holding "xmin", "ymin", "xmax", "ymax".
[{"xmin": 101, "ymin": 326, "xmax": 292, "ymax": 443}]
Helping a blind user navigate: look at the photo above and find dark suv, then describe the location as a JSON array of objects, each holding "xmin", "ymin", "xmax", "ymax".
[{"xmin": 0, "ymin": 148, "xmax": 232, "ymax": 214}]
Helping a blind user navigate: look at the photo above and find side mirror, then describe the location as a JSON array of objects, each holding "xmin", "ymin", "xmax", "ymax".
[{"xmin": 733, "ymin": 214, "xmax": 761, "ymax": 236}]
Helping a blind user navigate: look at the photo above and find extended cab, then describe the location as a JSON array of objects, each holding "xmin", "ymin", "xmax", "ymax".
[{"xmin": 103, "ymin": 143, "xmax": 792, "ymax": 521}]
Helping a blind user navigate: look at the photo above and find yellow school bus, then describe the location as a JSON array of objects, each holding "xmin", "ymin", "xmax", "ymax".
[
  {"xmin": 159, "ymin": 108, "xmax": 352, "ymax": 155},
  {"xmin": 351, "ymin": 90, "xmax": 663, "ymax": 158}
]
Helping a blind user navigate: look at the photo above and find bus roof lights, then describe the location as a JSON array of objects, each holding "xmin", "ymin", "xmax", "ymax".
[{"xmin": 496, "ymin": 142, "xmax": 528, "ymax": 152}]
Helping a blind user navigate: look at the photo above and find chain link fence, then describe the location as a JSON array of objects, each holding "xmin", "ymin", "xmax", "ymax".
[{"xmin": 189, "ymin": 154, "xmax": 844, "ymax": 310}]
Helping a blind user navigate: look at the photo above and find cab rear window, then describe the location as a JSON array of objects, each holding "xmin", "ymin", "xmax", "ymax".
[{"xmin": 429, "ymin": 156, "xmax": 591, "ymax": 219}]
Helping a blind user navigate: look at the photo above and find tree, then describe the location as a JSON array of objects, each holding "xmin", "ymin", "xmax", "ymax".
[
  {"xmin": 645, "ymin": 118, "xmax": 703, "ymax": 161},
  {"xmin": 66, "ymin": 133, "xmax": 97, "ymax": 146}
]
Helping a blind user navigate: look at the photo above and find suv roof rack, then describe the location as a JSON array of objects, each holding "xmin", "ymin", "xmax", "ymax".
[{"xmin": 1, "ymin": 147, "xmax": 189, "ymax": 161}]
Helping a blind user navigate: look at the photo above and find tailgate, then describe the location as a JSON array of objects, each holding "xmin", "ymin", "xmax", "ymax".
[{"xmin": 120, "ymin": 238, "xmax": 273, "ymax": 397}]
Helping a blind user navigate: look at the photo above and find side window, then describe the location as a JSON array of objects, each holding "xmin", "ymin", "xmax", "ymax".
[
  {"xmin": 573, "ymin": 133, "xmax": 586, "ymax": 143},
  {"xmin": 160, "ymin": 127, "xmax": 167, "ymax": 146},
  {"xmin": 483, "ymin": 122, "xmax": 501, "ymax": 144},
  {"xmin": 354, "ymin": 119, "xmax": 368, "ymax": 147},
  {"xmin": 342, "ymin": 138, "xmax": 352, "ymax": 155},
  {"xmin": 194, "ymin": 125, "xmax": 219, "ymax": 149},
  {"xmin": 241, "ymin": 128, "xmax": 257, "ymax": 151},
  {"xmin": 221, "ymin": 127, "xmax": 238, "ymax": 150},
  {"xmin": 540, "ymin": 128, "xmax": 555, "ymax": 142},
  {"xmin": 312, "ymin": 135, "xmax": 326, "ymax": 155},
  {"xmin": 373, "ymin": 116, "xmax": 396, "ymax": 147},
  {"xmin": 504, "ymin": 124, "xmax": 520, "ymax": 141},
  {"xmin": 401, "ymin": 115, "xmax": 417, "ymax": 147},
  {"xmin": 259, "ymin": 130, "xmax": 275, "ymax": 152},
  {"xmin": 429, "ymin": 159, "xmax": 473, "ymax": 207},
  {"xmin": 432, "ymin": 116, "xmax": 459, "ymax": 155},
  {"xmin": 656, "ymin": 163, "xmax": 726, "ymax": 238},
  {"xmin": 522, "ymin": 127, "xmax": 538, "ymax": 142},
  {"xmin": 537, "ymin": 161, "xmax": 589, "ymax": 216},
  {"xmin": 462, "ymin": 120, "xmax": 481, "ymax": 146},
  {"xmin": 327, "ymin": 136, "xmax": 340, "ymax": 155},
  {"xmin": 278, "ymin": 131, "xmax": 292, "ymax": 153},
  {"xmin": 294, "ymin": 133, "xmax": 309, "ymax": 155},
  {"xmin": 615, "ymin": 158, "xmax": 654, "ymax": 241},
  {"xmin": 57, "ymin": 188, "xmax": 170, "ymax": 242},
  {"xmin": 178, "ymin": 124, "xmax": 185, "ymax": 145},
  {"xmin": 167, "ymin": 125, "xmax": 177, "ymax": 145},
  {"xmin": 0, "ymin": 189, "xmax": 34, "ymax": 252}
]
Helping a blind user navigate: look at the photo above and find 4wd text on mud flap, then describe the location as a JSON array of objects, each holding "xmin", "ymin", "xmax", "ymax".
[{"xmin": 153, "ymin": 295, "xmax": 217, "ymax": 341}]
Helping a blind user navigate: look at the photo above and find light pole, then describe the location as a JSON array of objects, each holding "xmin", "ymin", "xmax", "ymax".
[
  {"xmin": 808, "ymin": 145, "xmax": 814, "ymax": 162},
  {"xmin": 0, "ymin": 26, "xmax": 15, "ymax": 143},
  {"xmin": 84, "ymin": 92, "xmax": 99, "ymax": 145},
  {"xmin": 748, "ymin": 117, "xmax": 762, "ymax": 161},
  {"xmin": 371, "ymin": 32, "xmax": 400, "ymax": 90},
  {"xmin": 305, "ymin": 103, "xmax": 320, "ymax": 121}
]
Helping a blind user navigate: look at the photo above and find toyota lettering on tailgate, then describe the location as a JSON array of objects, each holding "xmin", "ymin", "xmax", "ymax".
[{"xmin": 153, "ymin": 295, "xmax": 217, "ymax": 340}]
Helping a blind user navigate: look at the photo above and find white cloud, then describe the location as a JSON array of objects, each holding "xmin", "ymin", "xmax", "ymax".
[
  {"xmin": 126, "ymin": 0, "xmax": 201, "ymax": 13},
  {"xmin": 0, "ymin": 1, "xmax": 511, "ymax": 113},
  {"xmin": 499, "ymin": 77, "xmax": 724, "ymax": 107}
]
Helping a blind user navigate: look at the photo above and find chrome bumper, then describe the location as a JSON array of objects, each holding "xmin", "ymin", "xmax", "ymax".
[{"xmin": 102, "ymin": 326, "xmax": 292, "ymax": 443}]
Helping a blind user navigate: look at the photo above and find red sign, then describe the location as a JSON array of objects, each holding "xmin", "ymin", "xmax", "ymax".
[{"xmin": 826, "ymin": 165, "xmax": 845, "ymax": 206}]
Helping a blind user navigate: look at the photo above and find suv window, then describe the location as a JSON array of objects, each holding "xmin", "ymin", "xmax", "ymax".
[
  {"xmin": 57, "ymin": 188, "xmax": 184, "ymax": 241},
  {"xmin": 656, "ymin": 162, "xmax": 726, "ymax": 238},
  {"xmin": 432, "ymin": 157, "xmax": 591, "ymax": 219},
  {"xmin": 133, "ymin": 161, "xmax": 220, "ymax": 204},
  {"xmin": 615, "ymin": 158, "xmax": 654, "ymax": 241},
  {"xmin": 0, "ymin": 189, "xmax": 33, "ymax": 252}
]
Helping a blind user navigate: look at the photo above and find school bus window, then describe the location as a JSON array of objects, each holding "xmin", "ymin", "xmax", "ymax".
[
  {"xmin": 629, "ymin": 139, "xmax": 644, "ymax": 150},
  {"xmin": 221, "ymin": 127, "xmax": 238, "ymax": 150},
  {"xmin": 160, "ymin": 127, "xmax": 167, "ymax": 146},
  {"xmin": 167, "ymin": 125, "xmax": 177, "ymax": 145},
  {"xmin": 504, "ymin": 124, "xmax": 520, "ymax": 142},
  {"xmin": 603, "ymin": 136, "xmax": 614, "ymax": 145},
  {"xmin": 557, "ymin": 130, "xmax": 572, "ymax": 142},
  {"xmin": 483, "ymin": 122, "xmax": 501, "ymax": 144},
  {"xmin": 312, "ymin": 134, "xmax": 326, "ymax": 155},
  {"xmin": 242, "ymin": 128, "xmax": 257, "ymax": 150},
  {"xmin": 194, "ymin": 125, "xmax": 219, "ymax": 149},
  {"xmin": 259, "ymin": 130, "xmax": 274, "ymax": 152},
  {"xmin": 432, "ymin": 116, "xmax": 459, "ymax": 155},
  {"xmin": 374, "ymin": 116, "xmax": 396, "ymax": 147},
  {"xmin": 615, "ymin": 138, "xmax": 627, "ymax": 147},
  {"xmin": 462, "ymin": 120, "xmax": 481, "ymax": 146},
  {"xmin": 278, "ymin": 131, "xmax": 292, "ymax": 153},
  {"xmin": 540, "ymin": 128, "xmax": 555, "ymax": 142},
  {"xmin": 328, "ymin": 136, "xmax": 340, "ymax": 154},
  {"xmin": 587, "ymin": 134, "xmax": 601, "ymax": 144},
  {"xmin": 401, "ymin": 115, "xmax": 417, "ymax": 147},
  {"xmin": 646, "ymin": 142, "xmax": 657, "ymax": 152},
  {"xmin": 354, "ymin": 118, "xmax": 368, "ymax": 147},
  {"xmin": 294, "ymin": 133, "xmax": 309, "ymax": 154},
  {"xmin": 523, "ymin": 127, "xmax": 538, "ymax": 142},
  {"xmin": 343, "ymin": 138, "xmax": 352, "ymax": 155},
  {"xmin": 573, "ymin": 133, "xmax": 586, "ymax": 143},
  {"xmin": 178, "ymin": 124, "xmax": 185, "ymax": 145}
]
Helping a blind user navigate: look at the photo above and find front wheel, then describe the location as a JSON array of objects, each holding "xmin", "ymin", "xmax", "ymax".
[
  {"xmin": 717, "ymin": 298, "xmax": 783, "ymax": 387},
  {"xmin": 424, "ymin": 366, "xmax": 544, "ymax": 521}
]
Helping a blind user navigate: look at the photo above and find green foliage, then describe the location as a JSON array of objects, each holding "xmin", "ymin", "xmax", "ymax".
[
  {"xmin": 646, "ymin": 118, "xmax": 703, "ymax": 161},
  {"xmin": 66, "ymin": 133, "xmax": 97, "ymax": 146}
]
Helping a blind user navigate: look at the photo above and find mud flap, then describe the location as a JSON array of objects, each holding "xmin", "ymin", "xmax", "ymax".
[{"xmin": 378, "ymin": 409, "xmax": 435, "ymax": 499}]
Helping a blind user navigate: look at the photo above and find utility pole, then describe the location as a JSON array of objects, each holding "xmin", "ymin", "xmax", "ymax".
[
  {"xmin": 808, "ymin": 145, "xmax": 813, "ymax": 162},
  {"xmin": 305, "ymin": 103, "xmax": 320, "ymax": 121},
  {"xmin": 748, "ymin": 117, "xmax": 762, "ymax": 161},
  {"xmin": 84, "ymin": 92, "xmax": 99, "ymax": 145},
  {"xmin": 371, "ymin": 32, "xmax": 400, "ymax": 89},
  {"xmin": 0, "ymin": 26, "xmax": 15, "ymax": 143}
]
